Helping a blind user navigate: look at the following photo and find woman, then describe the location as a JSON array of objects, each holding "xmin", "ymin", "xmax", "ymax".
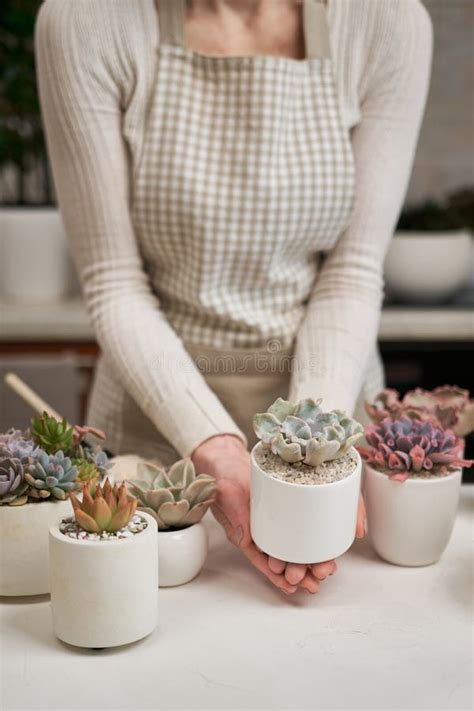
[{"xmin": 35, "ymin": 0, "xmax": 433, "ymax": 594}]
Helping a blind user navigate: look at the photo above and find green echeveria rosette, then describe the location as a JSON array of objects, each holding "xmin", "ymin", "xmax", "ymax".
[
  {"xmin": 253, "ymin": 397, "xmax": 364, "ymax": 467},
  {"xmin": 30, "ymin": 412, "xmax": 74, "ymax": 455},
  {"xmin": 127, "ymin": 458, "xmax": 217, "ymax": 531},
  {"xmin": 25, "ymin": 450, "xmax": 79, "ymax": 500},
  {"xmin": 0, "ymin": 456, "xmax": 29, "ymax": 506}
]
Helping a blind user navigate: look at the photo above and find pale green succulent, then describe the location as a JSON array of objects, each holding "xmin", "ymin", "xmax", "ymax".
[
  {"xmin": 253, "ymin": 397, "xmax": 363, "ymax": 467},
  {"xmin": 126, "ymin": 458, "xmax": 216, "ymax": 531},
  {"xmin": 25, "ymin": 450, "xmax": 79, "ymax": 500}
]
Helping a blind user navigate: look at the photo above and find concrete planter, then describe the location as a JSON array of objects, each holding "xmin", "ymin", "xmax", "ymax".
[
  {"xmin": 49, "ymin": 511, "xmax": 158, "ymax": 648},
  {"xmin": 363, "ymin": 464, "xmax": 462, "ymax": 566},
  {"xmin": 0, "ymin": 499, "xmax": 71, "ymax": 596},
  {"xmin": 158, "ymin": 522, "xmax": 208, "ymax": 587},
  {"xmin": 250, "ymin": 444, "xmax": 361, "ymax": 564}
]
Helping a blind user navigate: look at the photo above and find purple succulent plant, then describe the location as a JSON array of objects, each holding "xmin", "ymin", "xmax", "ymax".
[
  {"xmin": 359, "ymin": 416, "xmax": 473, "ymax": 482},
  {"xmin": 0, "ymin": 456, "xmax": 29, "ymax": 506},
  {"xmin": 0, "ymin": 435, "xmax": 37, "ymax": 464},
  {"xmin": 0, "ymin": 429, "xmax": 23, "ymax": 449}
]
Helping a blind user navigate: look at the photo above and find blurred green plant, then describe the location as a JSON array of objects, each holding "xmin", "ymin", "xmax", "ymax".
[
  {"xmin": 0, "ymin": 0, "xmax": 51, "ymax": 205},
  {"xmin": 397, "ymin": 188, "xmax": 474, "ymax": 233}
]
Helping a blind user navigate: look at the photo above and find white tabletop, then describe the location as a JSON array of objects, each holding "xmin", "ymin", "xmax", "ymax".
[{"xmin": 1, "ymin": 487, "xmax": 473, "ymax": 711}]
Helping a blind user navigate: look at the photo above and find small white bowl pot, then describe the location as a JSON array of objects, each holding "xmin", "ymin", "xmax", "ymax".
[
  {"xmin": 158, "ymin": 522, "xmax": 208, "ymax": 587},
  {"xmin": 384, "ymin": 230, "xmax": 472, "ymax": 304},
  {"xmin": 49, "ymin": 511, "xmax": 158, "ymax": 648},
  {"xmin": 0, "ymin": 499, "xmax": 72, "ymax": 596},
  {"xmin": 363, "ymin": 464, "xmax": 462, "ymax": 567},
  {"xmin": 250, "ymin": 445, "xmax": 362, "ymax": 564}
]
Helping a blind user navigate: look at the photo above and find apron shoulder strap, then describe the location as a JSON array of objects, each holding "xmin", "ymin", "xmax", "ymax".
[
  {"xmin": 155, "ymin": 0, "xmax": 185, "ymax": 47},
  {"xmin": 304, "ymin": 0, "xmax": 331, "ymax": 60},
  {"xmin": 155, "ymin": 0, "xmax": 331, "ymax": 60}
]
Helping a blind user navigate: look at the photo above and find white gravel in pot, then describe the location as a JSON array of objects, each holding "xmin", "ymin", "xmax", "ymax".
[{"xmin": 254, "ymin": 448, "xmax": 358, "ymax": 485}]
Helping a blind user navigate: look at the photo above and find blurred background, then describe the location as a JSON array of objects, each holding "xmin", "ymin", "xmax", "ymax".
[{"xmin": 0, "ymin": 0, "xmax": 473, "ymax": 473}]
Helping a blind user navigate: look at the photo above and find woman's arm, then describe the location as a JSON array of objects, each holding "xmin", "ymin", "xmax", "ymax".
[
  {"xmin": 289, "ymin": 0, "xmax": 433, "ymax": 413},
  {"xmin": 35, "ymin": 0, "xmax": 246, "ymax": 457}
]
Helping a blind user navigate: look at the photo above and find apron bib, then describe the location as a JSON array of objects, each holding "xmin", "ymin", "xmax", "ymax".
[{"xmin": 132, "ymin": 0, "xmax": 356, "ymax": 349}]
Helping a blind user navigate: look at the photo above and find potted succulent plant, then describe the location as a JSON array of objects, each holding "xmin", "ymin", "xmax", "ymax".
[
  {"xmin": 360, "ymin": 394, "xmax": 473, "ymax": 567},
  {"xmin": 49, "ymin": 480, "xmax": 158, "ymax": 648},
  {"xmin": 251, "ymin": 397, "xmax": 364, "ymax": 564},
  {"xmin": 0, "ymin": 413, "xmax": 110, "ymax": 596},
  {"xmin": 126, "ymin": 458, "xmax": 216, "ymax": 587},
  {"xmin": 365, "ymin": 385, "xmax": 474, "ymax": 438}
]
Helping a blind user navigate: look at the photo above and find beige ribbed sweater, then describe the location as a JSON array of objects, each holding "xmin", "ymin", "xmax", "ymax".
[{"xmin": 35, "ymin": 0, "xmax": 433, "ymax": 457}]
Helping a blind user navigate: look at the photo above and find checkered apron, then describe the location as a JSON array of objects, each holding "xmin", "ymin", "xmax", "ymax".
[
  {"xmin": 88, "ymin": 0, "xmax": 384, "ymax": 461},
  {"xmin": 132, "ymin": 0, "xmax": 356, "ymax": 350}
]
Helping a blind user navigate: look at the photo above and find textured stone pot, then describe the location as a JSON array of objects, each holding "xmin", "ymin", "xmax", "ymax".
[
  {"xmin": 0, "ymin": 499, "xmax": 71, "ymax": 596},
  {"xmin": 363, "ymin": 464, "xmax": 462, "ymax": 566},
  {"xmin": 49, "ymin": 511, "xmax": 158, "ymax": 648},
  {"xmin": 158, "ymin": 522, "xmax": 208, "ymax": 587},
  {"xmin": 250, "ymin": 444, "xmax": 361, "ymax": 564}
]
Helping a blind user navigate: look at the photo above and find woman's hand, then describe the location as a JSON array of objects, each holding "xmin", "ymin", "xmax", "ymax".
[{"xmin": 191, "ymin": 434, "xmax": 354, "ymax": 594}]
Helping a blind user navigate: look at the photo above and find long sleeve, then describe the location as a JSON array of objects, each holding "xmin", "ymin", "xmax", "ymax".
[
  {"xmin": 35, "ymin": 0, "xmax": 247, "ymax": 456},
  {"xmin": 289, "ymin": 0, "xmax": 434, "ymax": 413}
]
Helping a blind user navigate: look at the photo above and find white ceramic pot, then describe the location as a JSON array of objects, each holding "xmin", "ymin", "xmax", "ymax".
[
  {"xmin": 0, "ymin": 499, "xmax": 71, "ymax": 596},
  {"xmin": 0, "ymin": 207, "xmax": 76, "ymax": 304},
  {"xmin": 49, "ymin": 511, "xmax": 158, "ymax": 648},
  {"xmin": 250, "ymin": 444, "xmax": 361, "ymax": 564},
  {"xmin": 363, "ymin": 464, "xmax": 462, "ymax": 567},
  {"xmin": 384, "ymin": 230, "xmax": 472, "ymax": 303},
  {"xmin": 158, "ymin": 522, "xmax": 208, "ymax": 587}
]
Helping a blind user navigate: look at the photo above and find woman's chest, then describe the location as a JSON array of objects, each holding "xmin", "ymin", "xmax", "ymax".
[
  {"xmin": 185, "ymin": 2, "xmax": 305, "ymax": 60},
  {"xmin": 132, "ymin": 51, "xmax": 355, "ymax": 260}
]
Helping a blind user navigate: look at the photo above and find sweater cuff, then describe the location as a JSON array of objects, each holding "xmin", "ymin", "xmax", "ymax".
[{"xmin": 151, "ymin": 386, "xmax": 248, "ymax": 459}]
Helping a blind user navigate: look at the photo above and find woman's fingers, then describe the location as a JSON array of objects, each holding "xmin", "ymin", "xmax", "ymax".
[
  {"xmin": 211, "ymin": 478, "xmax": 253, "ymax": 547},
  {"xmin": 299, "ymin": 571, "xmax": 321, "ymax": 594},
  {"xmin": 242, "ymin": 544, "xmax": 298, "ymax": 594},
  {"xmin": 311, "ymin": 559, "xmax": 337, "ymax": 580},
  {"xmin": 356, "ymin": 493, "xmax": 366, "ymax": 539},
  {"xmin": 284, "ymin": 563, "xmax": 307, "ymax": 586},
  {"xmin": 268, "ymin": 556, "xmax": 286, "ymax": 574}
]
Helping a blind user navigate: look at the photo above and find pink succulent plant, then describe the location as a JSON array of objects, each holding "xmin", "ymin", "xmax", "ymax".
[
  {"xmin": 72, "ymin": 424, "xmax": 106, "ymax": 447},
  {"xmin": 359, "ymin": 416, "xmax": 473, "ymax": 483},
  {"xmin": 365, "ymin": 386, "xmax": 474, "ymax": 437}
]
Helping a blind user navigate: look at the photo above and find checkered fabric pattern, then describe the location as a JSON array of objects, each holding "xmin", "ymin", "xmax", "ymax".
[{"xmin": 132, "ymin": 0, "xmax": 355, "ymax": 349}]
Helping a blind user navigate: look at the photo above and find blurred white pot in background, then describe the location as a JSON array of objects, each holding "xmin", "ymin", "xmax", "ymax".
[
  {"xmin": 0, "ymin": 208, "xmax": 77, "ymax": 304},
  {"xmin": 384, "ymin": 230, "xmax": 473, "ymax": 304}
]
